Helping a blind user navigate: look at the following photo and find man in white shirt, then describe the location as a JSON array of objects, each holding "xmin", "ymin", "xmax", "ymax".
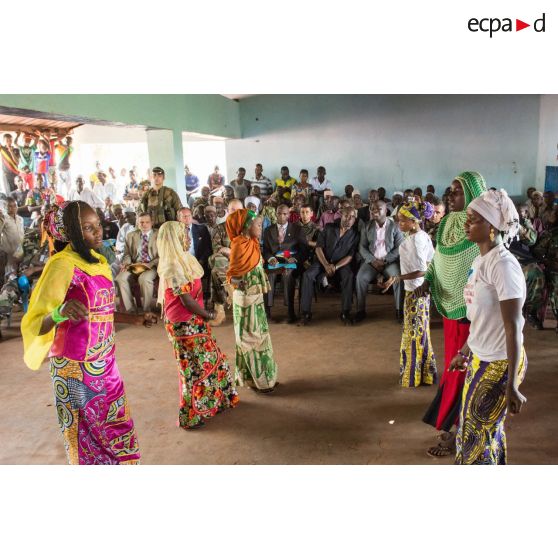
[
  {"xmin": 111, "ymin": 208, "xmax": 137, "ymax": 277},
  {"xmin": 0, "ymin": 197, "xmax": 25, "ymax": 277},
  {"xmin": 68, "ymin": 176, "xmax": 105, "ymax": 209},
  {"xmin": 94, "ymin": 171, "xmax": 117, "ymax": 202},
  {"xmin": 310, "ymin": 166, "xmax": 334, "ymax": 214},
  {"xmin": 115, "ymin": 168, "xmax": 129, "ymax": 202},
  {"xmin": 115, "ymin": 208, "xmax": 137, "ymax": 254},
  {"xmin": 310, "ymin": 166, "xmax": 334, "ymax": 193}
]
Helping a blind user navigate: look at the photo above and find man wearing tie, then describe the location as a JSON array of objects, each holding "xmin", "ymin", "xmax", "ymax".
[
  {"xmin": 115, "ymin": 212, "xmax": 159, "ymax": 312},
  {"xmin": 178, "ymin": 207, "xmax": 213, "ymax": 300},
  {"xmin": 263, "ymin": 204, "xmax": 308, "ymax": 323}
]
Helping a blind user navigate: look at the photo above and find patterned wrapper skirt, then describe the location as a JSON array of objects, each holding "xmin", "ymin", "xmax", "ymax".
[
  {"xmin": 455, "ymin": 349, "xmax": 527, "ymax": 465},
  {"xmin": 399, "ymin": 291, "xmax": 437, "ymax": 387},
  {"xmin": 232, "ymin": 289, "xmax": 278, "ymax": 390},
  {"xmin": 50, "ymin": 354, "xmax": 140, "ymax": 465},
  {"xmin": 165, "ymin": 316, "xmax": 239, "ymax": 429}
]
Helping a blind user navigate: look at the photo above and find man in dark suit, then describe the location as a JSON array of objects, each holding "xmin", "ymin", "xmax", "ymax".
[
  {"xmin": 355, "ymin": 200, "xmax": 404, "ymax": 322},
  {"xmin": 263, "ymin": 204, "xmax": 307, "ymax": 323},
  {"xmin": 178, "ymin": 207, "xmax": 213, "ymax": 300},
  {"xmin": 357, "ymin": 188, "xmax": 380, "ymax": 227},
  {"xmin": 300, "ymin": 207, "xmax": 359, "ymax": 325}
]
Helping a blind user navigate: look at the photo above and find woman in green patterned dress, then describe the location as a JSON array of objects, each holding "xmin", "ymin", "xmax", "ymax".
[
  {"xmin": 226, "ymin": 208, "xmax": 279, "ymax": 393},
  {"xmin": 417, "ymin": 171, "xmax": 487, "ymax": 457}
]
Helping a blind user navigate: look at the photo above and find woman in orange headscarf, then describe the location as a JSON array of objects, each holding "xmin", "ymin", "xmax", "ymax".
[{"xmin": 227, "ymin": 208, "xmax": 278, "ymax": 393}]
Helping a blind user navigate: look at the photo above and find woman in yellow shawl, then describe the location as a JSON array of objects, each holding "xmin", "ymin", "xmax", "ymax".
[
  {"xmin": 157, "ymin": 221, "xmax": 238, "ymax": 430},
  {"xmin": 21, "ymin": 201, "xmax": 156, "ymax": 465},
  {"xmin": 227, "ymin": 208, "xmax": 278, "ymax": 393}
]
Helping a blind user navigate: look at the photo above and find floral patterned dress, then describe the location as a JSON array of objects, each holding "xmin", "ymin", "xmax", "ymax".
[{"xmin": 164, "ymin": 278, "xmax": 239, "ymax": 429}]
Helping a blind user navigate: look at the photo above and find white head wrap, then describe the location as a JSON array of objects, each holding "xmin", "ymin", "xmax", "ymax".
[
  {"xmin": 468, "ymin": 189, "xmax": 520, "ymax": 246},
  {"xmin": 244, "ymin": 195, "xmax": 261, "ymax": 212}
]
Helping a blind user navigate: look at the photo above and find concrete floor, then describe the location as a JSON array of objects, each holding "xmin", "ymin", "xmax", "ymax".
[{"xmin": 1, "ymin": 293, "xmax": 557, "ymax": 464}]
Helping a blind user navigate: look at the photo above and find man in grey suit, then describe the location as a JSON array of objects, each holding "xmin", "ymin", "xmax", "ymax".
[
  {"xmin": 115, "ymin": 212, "xmax": 159, "ymax": 312},
  {"xmin": 355, "ymin": 200, "xmax": 403, "ymax": 322}
]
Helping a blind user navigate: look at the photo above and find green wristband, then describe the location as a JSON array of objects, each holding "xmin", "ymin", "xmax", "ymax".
[{"xmin": 51, "ymin": 304, "xmax": 69, "ymax": 324}]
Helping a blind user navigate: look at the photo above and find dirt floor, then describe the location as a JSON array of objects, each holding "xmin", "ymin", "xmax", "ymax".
[{"xmin": 1, "ymin": 292, "xmax": 557, "ymax": 465}]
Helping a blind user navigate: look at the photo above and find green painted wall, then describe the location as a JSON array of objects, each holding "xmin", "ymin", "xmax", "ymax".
[{"xmin": 0, "ymin": 94, "xmax": 241, "ymax": 138}]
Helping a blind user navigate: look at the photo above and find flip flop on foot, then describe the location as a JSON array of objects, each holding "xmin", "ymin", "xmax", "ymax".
[{"xmin": 426, "ymin": 444, "xmax": 454, "ymax": 458}]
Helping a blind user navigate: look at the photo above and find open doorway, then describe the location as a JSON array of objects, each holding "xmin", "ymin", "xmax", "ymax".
[
  {"xmin": 71, "ymin": 124, "xmax": 150, "ymax": 188},
  {"xmin": 182, "ymin": 132, "xmax": 228, "ymax": 192}
]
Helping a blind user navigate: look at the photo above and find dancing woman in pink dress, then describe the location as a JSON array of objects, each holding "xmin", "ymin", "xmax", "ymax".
[{"xmin": 22, "ymin": 201, "xmax": 156, "ymax": 465}]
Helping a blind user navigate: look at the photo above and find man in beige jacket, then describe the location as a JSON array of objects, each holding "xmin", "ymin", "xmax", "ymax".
[{"xmin": 115, "ymin": 212, "xmax": 159, "ymax": 312}]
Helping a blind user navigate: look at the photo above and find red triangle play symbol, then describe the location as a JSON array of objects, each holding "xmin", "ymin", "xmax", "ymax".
[{"xmin": 516, "ymin": 19, "xmax": 530, "ymax": 31}]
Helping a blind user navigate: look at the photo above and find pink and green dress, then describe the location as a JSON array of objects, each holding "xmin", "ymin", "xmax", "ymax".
[{"xmin": 22, "ymin": 245, "xmax": 140, "ymax": 465}]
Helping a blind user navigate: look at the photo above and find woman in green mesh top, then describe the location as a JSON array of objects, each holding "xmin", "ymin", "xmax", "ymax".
[{"xmin": 416, "ymin": 171, "xmax": 487, "ymax": 457}]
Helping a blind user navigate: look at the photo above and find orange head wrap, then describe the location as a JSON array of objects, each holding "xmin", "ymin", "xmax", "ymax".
[{"xmin": 226, "ymin": 209, "xmax": 261, "ymax": 281}]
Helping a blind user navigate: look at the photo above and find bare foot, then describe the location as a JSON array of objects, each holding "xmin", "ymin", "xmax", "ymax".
[{"xmin": 436, "ymin": 431, "xmax": 456, "ymax": 444}]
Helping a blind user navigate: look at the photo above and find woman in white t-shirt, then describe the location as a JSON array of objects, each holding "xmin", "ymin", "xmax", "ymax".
[
  {"xmin": 451, "ymin": 189, "xmax": 527, "ymax": 465},
  {"xmin": 382, "ymin": 201, "xmax": 437, "ymax": 387}
]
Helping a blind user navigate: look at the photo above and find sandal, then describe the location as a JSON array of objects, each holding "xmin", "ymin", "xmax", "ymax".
[
  {"xmin": 249, "ymin": 382, "xmax": 279, "ymax": 394},
  {"xmin": 426, "ymin": 444, "xmax": 454, "ymax": 458}
]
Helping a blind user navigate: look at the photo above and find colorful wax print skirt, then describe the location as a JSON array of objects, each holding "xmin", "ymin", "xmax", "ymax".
[
  {"xmin": 399, "ymin": 291, "xmax": 437, "ymax": 387},
  {"xmin": 50, "ymin": 354, "xmax": 140, "ymax": 465},
  {"xmin": 165, "ymin": 316, "xmax": 239, "ymax": 429},
  {"xmin": 455, "ymin": 349, "xmax": 527, "ymax": 465}
]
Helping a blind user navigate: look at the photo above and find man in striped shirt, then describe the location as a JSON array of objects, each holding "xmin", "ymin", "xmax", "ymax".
[{"xmin": 251, "ymin": 163, "xmax": 273, "ymax": 201}]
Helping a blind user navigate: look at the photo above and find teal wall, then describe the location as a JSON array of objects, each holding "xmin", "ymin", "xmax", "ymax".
[
  {"xmin": 0, "ymin": 94, "xmax": 241, "ymax": 138},
  {"xmin": 0, "ymin": 94, "xmax": 546, "ymax": 197},
  {"xmin": 227, "ymin": 95, "xmax": 541, "ymax": 196}
]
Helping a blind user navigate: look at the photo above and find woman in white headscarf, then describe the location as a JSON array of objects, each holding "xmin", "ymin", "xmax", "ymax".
[
  {"xmin": 157, "ymin": 221, "xmax": 238, "ymax": 430},
  {"xmin": 451, "ymin": 189, "xmax": 527, "ymax": 464}
]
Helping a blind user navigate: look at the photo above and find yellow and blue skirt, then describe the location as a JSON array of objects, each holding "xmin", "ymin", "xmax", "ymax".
[
  {"xmin": 399, "ymin": 291, "xmax": 437, "ymax": 387},
  {"xmin": 455, "ymin": 349, "xmax": 527, "ymax": 465}
]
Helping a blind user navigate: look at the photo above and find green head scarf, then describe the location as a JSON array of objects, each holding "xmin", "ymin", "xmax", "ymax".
[{"xmin": 425, "ymin": 171, "xmax": 487, "ymax": 319}]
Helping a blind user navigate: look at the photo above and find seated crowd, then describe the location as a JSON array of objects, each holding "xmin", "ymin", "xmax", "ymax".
[{"xmin": 1, "ymin": 156, "xmax": 558, "ymax": 334}]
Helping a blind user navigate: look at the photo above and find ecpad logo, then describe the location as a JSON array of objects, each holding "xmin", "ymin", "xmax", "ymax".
[{"xmin": 468, "ymin": 13, "xmax": 546, "ymax": 37}]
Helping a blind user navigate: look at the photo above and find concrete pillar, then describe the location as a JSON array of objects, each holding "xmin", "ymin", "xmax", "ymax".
[{"xmin": 146, "ymin": 128, "xmax": 185, "ymax": 204}]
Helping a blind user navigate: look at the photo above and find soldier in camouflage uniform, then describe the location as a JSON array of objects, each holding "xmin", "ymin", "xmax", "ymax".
[
  {"xmin": 191, "ymin": 186, "xmax": 211, "ymax": 218},
  {"xmin": 139, "ymin": 167, "xmax": 182, "ymax": 228},
  {"xmin": 532, "ymin": 206, "xmax": 558, "ymax": 332},
  {"xmin": 0, "ymin": 230, "xmax": 48, "ymax": 336},
  {"xmin": 510, "ymin": 205, "xmax": 544, "ymax": 328},
  {"xmin": 207, "ymin": 200, "xmax": 243, "ymax": 317}
]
